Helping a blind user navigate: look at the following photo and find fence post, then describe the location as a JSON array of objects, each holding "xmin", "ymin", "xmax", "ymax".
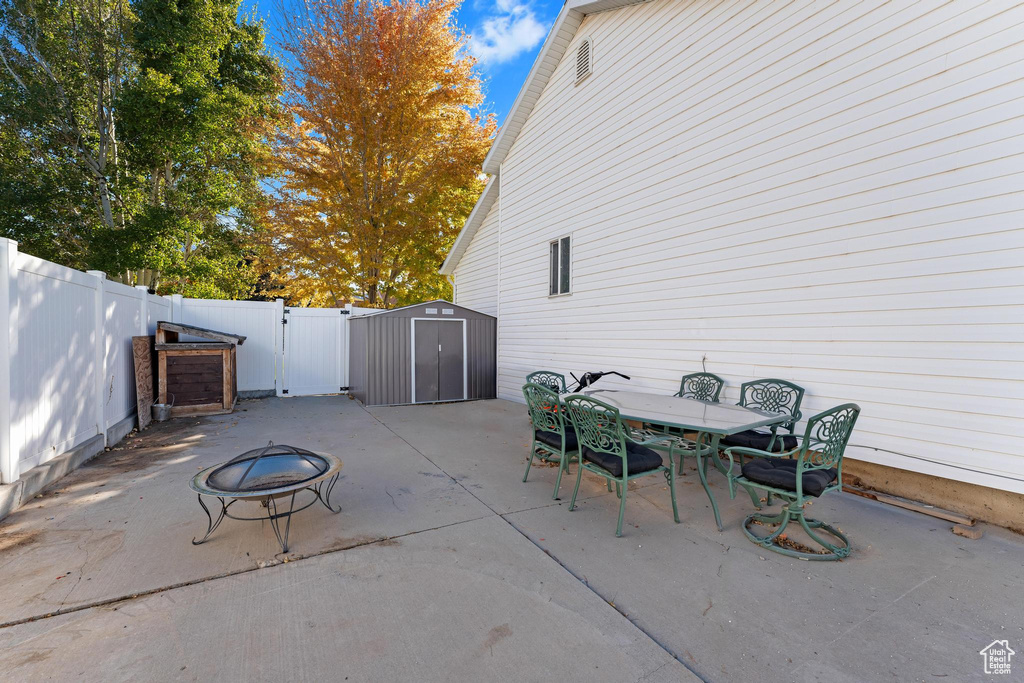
[
  {"xmin": 171, "ymin": 294, "xmax": 183, "ymax": 324},
  {"xmin": 343, "ymin": 304, "xmax": 352, "ymax": 392},
  {"xmin": 136, "ymin": 285, "xmax": 149, "ymax": 335},
  {"xmin": 0, "ymin": 239, "xmax": 18, "ymax": 484},
  {"xmin": 275, "ymin": 298, "xmax": 285, "ymax": 397},
  {"xmin": 87, "ymin": 270, "xmax": 108, "ymax": 446}
]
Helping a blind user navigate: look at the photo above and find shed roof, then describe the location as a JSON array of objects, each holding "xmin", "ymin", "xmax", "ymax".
[{"xmin": 352, "ymin": 300, "xmax": 495, "ymax": 319}]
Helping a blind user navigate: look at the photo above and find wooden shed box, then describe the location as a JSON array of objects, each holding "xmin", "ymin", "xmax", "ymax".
[{"xmin": 155, "ymin": 322, "xmax": 246, "ymax": 417}]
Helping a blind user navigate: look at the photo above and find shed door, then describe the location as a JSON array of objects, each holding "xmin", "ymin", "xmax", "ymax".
[
  {"xmin": 412, "ymin": 319, "xmax": 465, "ymax": 403},
  {"xmin": 438, "ymin": 322, "xmax": 465, "ymax": 401}
]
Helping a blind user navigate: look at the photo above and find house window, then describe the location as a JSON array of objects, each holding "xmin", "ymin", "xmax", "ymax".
[{"xmin": 549, "ymin": 236, "xmax": 571, "ymax": 296}]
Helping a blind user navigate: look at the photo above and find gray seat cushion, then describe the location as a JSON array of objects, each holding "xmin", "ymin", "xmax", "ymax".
[
  {"xmin": 582, "ymin": 441, "xmax": 663, "ymax": 477},
  {"xmin": 721, "ymin": 430, "xmax": 799, "ymax": 452},
  {"xmin": 741, "ymin": 458, "xmax": 837, "ymax": 497},
  {"xmin": 535, "ymin": 427, "xmax": 578, "ymax": 451}
]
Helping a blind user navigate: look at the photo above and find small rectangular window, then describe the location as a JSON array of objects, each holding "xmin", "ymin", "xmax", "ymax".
[
  {"xmin": 549, "ymin": 241, "xmax": 559, "ymax": 296},
  {"xmin": 549, "ymin": 236, "xmax": 571, "ymax": 296}
]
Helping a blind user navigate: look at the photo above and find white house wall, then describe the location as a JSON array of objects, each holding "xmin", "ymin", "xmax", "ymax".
[
  {"xmin": 453, "ymin": 195, "xmax": 500, "ymax": 316},
  {"xmin": 457, "ymin": 0, "xmax": 1024, "ymax": 493}
]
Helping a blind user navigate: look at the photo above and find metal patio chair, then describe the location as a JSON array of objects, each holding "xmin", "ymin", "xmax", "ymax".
[
  {"xmin": 675, "ymin": 372, "xmax": 725, "ymax": 402},
  {"xmin": 720, "ymin": 378, "xmax": 805, "ymax": 453},
  {"xmin": 723, "ymin": 403, "xmax": 861, "ymax": 561},
  {"xmin": 522, "ymin": 382, "xmax": 579, "ymax": 499},
  {"xmin": 563, "ymin": 394, "xmax": 681, "ymax": 537},
  {"xmin": 526, "ymin": 370, "xmax": 568, "ymax": 394}
]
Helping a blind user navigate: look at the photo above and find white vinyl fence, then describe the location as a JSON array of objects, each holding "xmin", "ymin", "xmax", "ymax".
[
  {"xmin": 0, "ymin": 240, "xmax": 172, "ymax": 482},
  {"xmin": 176, "ymin": 297, "xmax": 282, "ymax": 393},
  {"xmin": 0, "ymin": 237, "xmax": 358, "ymax": 485}
]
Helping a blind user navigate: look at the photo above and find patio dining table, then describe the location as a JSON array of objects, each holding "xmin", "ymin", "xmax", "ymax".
[{"xmin": 581, "ymin": 389, "xmax": 792, "ymax": 531}]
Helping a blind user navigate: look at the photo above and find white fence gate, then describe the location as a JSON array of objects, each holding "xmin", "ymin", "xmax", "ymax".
[{"xmin": 281, "ymin": 307, "xmax": 349, "ymax": 396}]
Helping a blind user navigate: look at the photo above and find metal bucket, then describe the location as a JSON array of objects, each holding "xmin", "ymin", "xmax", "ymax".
[{"xmin": 152, "ymin": 394, "xmax": 174, "ymax": 422}]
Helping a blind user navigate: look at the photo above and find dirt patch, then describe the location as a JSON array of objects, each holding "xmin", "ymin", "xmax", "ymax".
[
  {"xmin": 80, "ymin": 419, "xmax": 211, "ymax": 477},
  {"xmin": 9, "ymin": 649, "xmax": 52, "ymax": 668},
  {"xmin": 83, "ymin": 446, "xmax": 182, "ymax": 476},
  {"xmin": 481, "ymin": 623, "xmax": 512, "ymax": 654},
  {"xmin": 0, "ymin": 530, "xmax": 41, "ymax": 554},
  {"xmin": 748, "ymin": 519, "xmax": 831, "ymax": 556}
]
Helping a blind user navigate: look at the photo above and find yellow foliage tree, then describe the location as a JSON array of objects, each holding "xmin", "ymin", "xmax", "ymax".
[{"xmin": 266, "ymin": 0, "xmax": 496, "ymax": 307}]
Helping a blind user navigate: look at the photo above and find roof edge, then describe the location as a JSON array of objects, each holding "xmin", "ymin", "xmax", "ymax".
[
  {"xmin": 354, "ymin": 299, "xmax": 496, "ymax": 319},
  {"xmin": 440, "ymin": 174, "xmax": 499, "ymax": 276},
  {"xmin": 481, "ymin": 0, "xmax": 651, "ymax": 175}
]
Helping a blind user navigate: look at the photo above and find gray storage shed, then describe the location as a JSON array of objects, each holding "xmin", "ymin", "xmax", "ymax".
[{"xmin": 348, "ymin": 300, "xmax": 496, "ymax": 406}]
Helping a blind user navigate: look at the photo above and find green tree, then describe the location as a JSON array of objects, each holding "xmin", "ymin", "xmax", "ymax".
[
  {"xmin": 0, "ymin": 0, "xmax": 138, "ymax": 253},
  {"xmin": 0, "ymin": 0, "xmax": 283, "ymax": 298},
  {"xmin": 115, "ymin": 0, "xmax": 283, "ymax": 297}
]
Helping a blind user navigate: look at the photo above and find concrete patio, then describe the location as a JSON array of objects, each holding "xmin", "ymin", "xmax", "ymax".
[{"xmin": 0, "ymin": 396, "xmax": 1020, "ymax": 682}]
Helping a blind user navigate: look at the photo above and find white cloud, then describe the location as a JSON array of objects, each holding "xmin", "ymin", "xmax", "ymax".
[{"xmin": 469, "ymin": 1, "xmax": 548, "ymax": 65}]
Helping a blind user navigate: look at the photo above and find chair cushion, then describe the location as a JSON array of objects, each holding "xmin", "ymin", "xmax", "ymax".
[
  {"xmin": 535, "ymin": 427, "xmax": 578, "ymax": 451},
  {"xmin": 721, "ymin": 430, "xmax": 799, "ymax": 452},
  {"xmin": 741, "ymin": 458, "xmax": 837, "ymax": 497},
  {"xmin": 582, "ymin": 441, "xmax": 663, "ymax": 477}
]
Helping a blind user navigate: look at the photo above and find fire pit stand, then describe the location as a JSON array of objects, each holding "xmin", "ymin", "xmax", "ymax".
[{"xmin": 189, "ymin": 443, "xmax": 342, "ymax": 553}]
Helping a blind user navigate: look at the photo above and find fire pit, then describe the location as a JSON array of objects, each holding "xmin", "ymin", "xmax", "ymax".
[{"xmin": 190, "ymin": 443, "xmax": 342, "ymax": 553}]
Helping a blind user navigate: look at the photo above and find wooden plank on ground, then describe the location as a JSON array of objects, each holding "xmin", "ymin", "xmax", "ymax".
[{"xmin": 842, "ymin": 485, "xmax": 975, "ymax": 525}]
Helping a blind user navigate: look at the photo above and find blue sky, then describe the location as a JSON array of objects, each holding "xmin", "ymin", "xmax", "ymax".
[{"xmin": 247, "ymin": 0, "xmax": 562, "ymax": 124}]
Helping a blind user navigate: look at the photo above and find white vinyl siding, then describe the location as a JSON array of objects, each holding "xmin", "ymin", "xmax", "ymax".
[
  {"xmin": 453, "ymin": 196, "xmax": 500, "ymax": 316},
  {"xmin": 491, "ymin": 0, "xmax": 1024, "ymax": 493}
]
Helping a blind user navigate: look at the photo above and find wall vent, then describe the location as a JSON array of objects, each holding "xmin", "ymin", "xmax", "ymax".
[{"xmin": 575, "ymin": 38, "xmax": 592, "ymax": 84}]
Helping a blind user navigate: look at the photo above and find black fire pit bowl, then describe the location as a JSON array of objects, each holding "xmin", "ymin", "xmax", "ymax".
[{"xmin": 189, "ymin": 442, "xmax": 342, "ymax": 553}]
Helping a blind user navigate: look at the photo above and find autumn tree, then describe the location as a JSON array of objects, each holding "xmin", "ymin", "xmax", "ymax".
[{"xmin": 270, "ymin": 0, "xmax": 495, "ymax": 307}]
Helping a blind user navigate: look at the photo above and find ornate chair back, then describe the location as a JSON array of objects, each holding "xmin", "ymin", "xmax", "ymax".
[
  {"xmin": 676, "ymin": 372, "xmax": 725, "ymax": 402},
  {"xmin": 526, "ymin": 370, "xmax": 568, "ymax": 394},
  {"xmin": 793, "ymin": 403, "xmax": 861, "ymax": 496},
  {"xmin": 522, "ymin": 383, "xmax": 566, "ymax": 435},
  {"xmin": 737, "ymin": 379, "xmax": 805, "ymax": 432},
  {"xmin": 563, "ymin": 395, "xmax": 628, "ymax": 467}
]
